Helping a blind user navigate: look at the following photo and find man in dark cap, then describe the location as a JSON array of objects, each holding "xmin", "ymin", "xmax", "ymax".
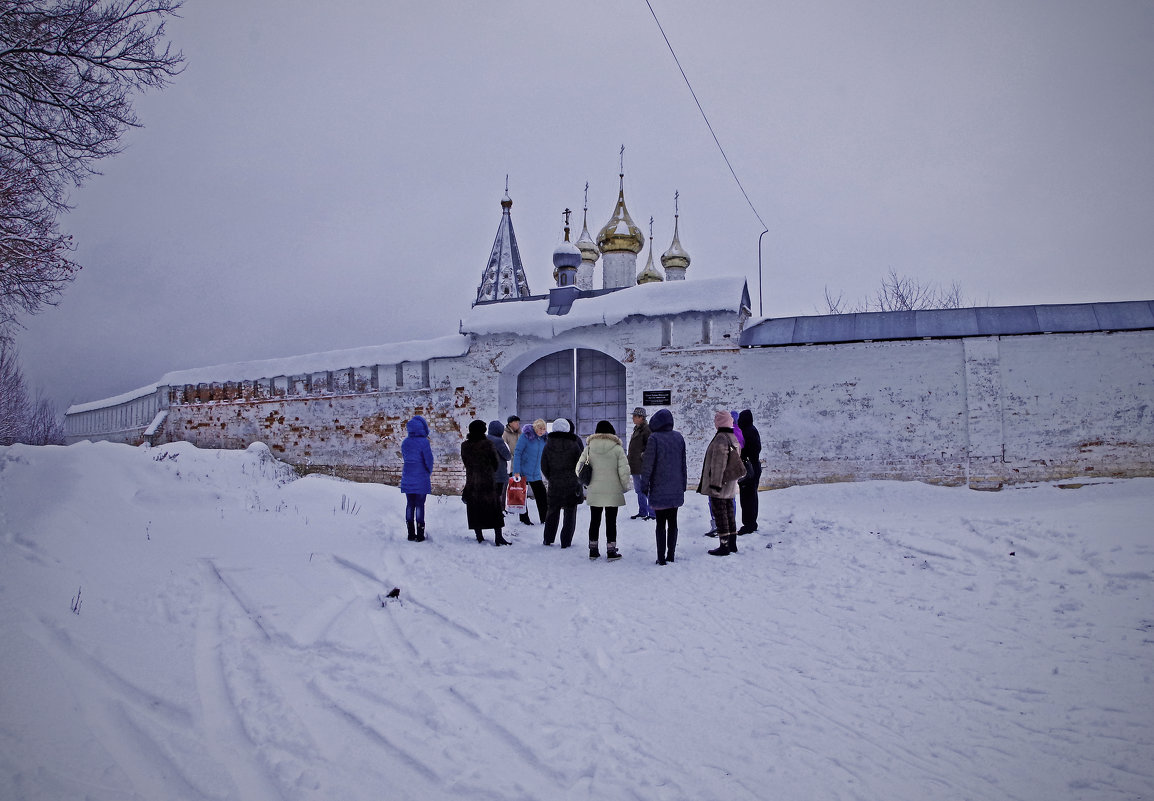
[{"xmin": 627, "ymin": 406, "xmax": 654, "ymax": 520}]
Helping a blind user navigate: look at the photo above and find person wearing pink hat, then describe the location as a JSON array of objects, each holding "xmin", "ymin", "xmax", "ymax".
[{"xmin": 697, "ymin": 409, "xmax": 747, "ymax": 556}]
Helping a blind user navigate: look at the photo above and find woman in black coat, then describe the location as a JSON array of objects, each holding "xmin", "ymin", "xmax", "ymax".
[
  {"xmin": 539, "ymin": 418, "xmax": 584, "ymax": 547},
  {"xmin": 737, "ymin": 409, "xmax": 762, "ymax": 534},
  {"xmin": 461, "ymin": 420, "xmax": 510, "ymax": 545}
]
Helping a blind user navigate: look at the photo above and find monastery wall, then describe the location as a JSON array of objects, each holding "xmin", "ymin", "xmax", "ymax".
[{"xmin": 65, "ymin": 323, "xmax": 1154, "ymax": 493}]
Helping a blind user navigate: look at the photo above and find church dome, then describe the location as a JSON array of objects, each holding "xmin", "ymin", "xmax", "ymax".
[
  {"xmin": 597, "ymin": 175, "xmax": 645, "ymax": 254},
  {"xmin": 553, "ymin": 239, "xmax": 582, "ymax": 271},
  {"xmin": 661, "ymin": 213, "xmax": 690, "ymax": 272},
  {"xmin": 636, "ymin": 245, "xmax": 664, "ymax": 284},
  {"xmin": 575, "ymin": 214, "xmax": 599, "ymax": 262}
]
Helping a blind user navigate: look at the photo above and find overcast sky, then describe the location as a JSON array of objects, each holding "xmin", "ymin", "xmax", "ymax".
[{"xmin": 14, "ymin": 0, "xmax": 1154, "ymax": 410}]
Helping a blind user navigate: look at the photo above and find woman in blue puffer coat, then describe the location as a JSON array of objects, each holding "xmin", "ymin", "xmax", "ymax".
[
  {"xmin": 512, "ymin": 418, "xmax": 549, "ymax": 526},
  {"xmin": 400, "ymin": 415, "xmax": 434, "ymax": 542},
  {"xmin": 639, "ymin": 408, "xmax": 687, "ymax": 565}
]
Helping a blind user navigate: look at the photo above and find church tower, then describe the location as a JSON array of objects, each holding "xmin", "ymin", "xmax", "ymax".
[
  {"xmin": 661, "ymin": 192, "xmax": 690, "ymax": 281},
  {"xmin": 474, "ymin": 184, "xmax": 532, "ymax": 305},
  {"xmin": 596, "ymin": 152, "xmax": 644, "ymax": 289}
]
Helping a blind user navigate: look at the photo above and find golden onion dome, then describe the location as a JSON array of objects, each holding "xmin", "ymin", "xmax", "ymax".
[{"xmin": 596, "ymin": 174, "xmax": 645, "ymax": 254}]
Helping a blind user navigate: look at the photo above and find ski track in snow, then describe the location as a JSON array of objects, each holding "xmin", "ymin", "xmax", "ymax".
[{"xmin": 1, "ymin": 443, "xmax": 1152, "ymax": 800}]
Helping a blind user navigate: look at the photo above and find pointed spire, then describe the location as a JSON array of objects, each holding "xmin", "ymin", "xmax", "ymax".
[
  {"xmin": 575, "ymin": 182, "xmax": 598, "ymax": 290},
  {"xmin": 474, "ymin": 185, "xmax": 532, "ymax": 305},
  {"xmin": 637, "ymin": 215, "xmax": 664, "ymax": 284},
  {"xmin": 661, "ymin": 190, "xmax": 690, "ymax": 281}
]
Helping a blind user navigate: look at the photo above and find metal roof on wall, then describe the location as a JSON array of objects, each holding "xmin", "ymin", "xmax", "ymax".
[{"xmin": 740, "ymin": 301, "xmax": 1154, "ymax": 348}]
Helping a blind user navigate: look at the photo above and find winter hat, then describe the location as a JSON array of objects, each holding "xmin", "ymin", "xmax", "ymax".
[
  {"xmin": 468, "ymin": 420, "xmax": 488, "ymax": 437},
  {"xmin": 632, "ymin": 406, "xmax": 647, "ymax": 418},
  {"xmin": 714, "ymin": 409, "xmax": 733, "ymax": 429},
  {"xmin": 595, "ymin": 420, "xmax": 616, "ymax": 435},
  {"xmin": 507, "ymin": 414, "xmax": 520, "ymax": 423},
  {"xmin": 552, "ymin": 418, "xmax": 570, "ymax": 433}
]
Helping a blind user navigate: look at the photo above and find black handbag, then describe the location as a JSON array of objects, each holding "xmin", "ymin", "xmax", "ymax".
[{"xmin": 578, "ymin": 459, "xmax": 593, "ymax": 487}]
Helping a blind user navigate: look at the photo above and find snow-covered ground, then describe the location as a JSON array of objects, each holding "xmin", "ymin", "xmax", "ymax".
[{"xmin": 1, "ymin": 440, "xmax": 1151, "ymax": 801}]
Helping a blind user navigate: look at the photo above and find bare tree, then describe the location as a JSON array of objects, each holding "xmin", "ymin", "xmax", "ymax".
[
  {"xmin": 824, "ymin": 268, "xmax": 969, "ymax": 314},
  {"xmin": 0, "ymin": 340, "xmax": 61, "ymax": 444},
  {"xmin": 0, "ymin": 0, "xmax": 183, "ymax": 337},
  {"xmin": 0, "ymin": 338, "xmax": 29, "ymax": 443}
]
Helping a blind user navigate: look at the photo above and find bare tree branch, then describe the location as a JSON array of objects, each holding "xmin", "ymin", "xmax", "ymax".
[
  {"xmin": 823, "ymin": 268, "xmax": 972, "ymax": 314},
  {"xmin": 0, "ymin": 0, "xmax": 182, "ymax": 337}
]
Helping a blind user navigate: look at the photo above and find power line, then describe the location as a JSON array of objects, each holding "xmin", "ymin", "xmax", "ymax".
[{"xmin": 643, "ymin": 0, "xmax": 768, "ymax": 233}]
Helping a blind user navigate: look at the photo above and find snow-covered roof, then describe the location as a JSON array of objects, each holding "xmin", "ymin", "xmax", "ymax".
[
  {"xmin": 67, "ymin": 335, "xmax": 471, "ymax": 415},
  {"xmin": 461, "ymin": 276, "xmax": 751, "ymax": 338},
  {"xmin": 68, "ymin": 384, "xmax": 160, "ymax": 415}
]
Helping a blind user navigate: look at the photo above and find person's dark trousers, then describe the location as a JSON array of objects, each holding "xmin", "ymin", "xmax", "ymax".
[
  {"xmin": 523, "ymin": 479, "xmax": 548, "ymax": 523},
  {"xmin": 544, "ymin": 503, "xmax": 577, "ymax": 547},
  {"xmin": 588, "ymin": 506, "xmax": 619, "ymax": 552},
  {"xmin": 738, "ymin": 462, "xmax": 761, "ymax": 532},
  {"xmin": 654, "ymin": 508, "xmax": 678, "ymax": 564}
]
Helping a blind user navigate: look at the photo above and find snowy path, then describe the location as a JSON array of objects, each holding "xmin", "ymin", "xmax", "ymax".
[{"xmin": 1, "ymin": 441, "xmax": 1151, "ymax": 800}]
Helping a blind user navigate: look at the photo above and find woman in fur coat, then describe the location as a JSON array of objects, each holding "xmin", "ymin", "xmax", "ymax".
[
  {"xmin": 461, "ymin": 420, "xmax": 510, "ymax": 545},
  {"xmin": 578, "ymin": 420, "xmax": 632, "ymax": 560},
  {"xmin": 698, "ymin": 409, "xmax": 747, "ymax": 556}
]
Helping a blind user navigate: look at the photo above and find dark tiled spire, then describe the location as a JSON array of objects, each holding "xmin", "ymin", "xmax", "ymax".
[{"xmin": 474, "ymin": 181, "xmax": 532, "ymax": 305}]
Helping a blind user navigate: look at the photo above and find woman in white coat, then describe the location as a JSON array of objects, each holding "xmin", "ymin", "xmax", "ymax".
[{"xmin": 578, "ymin": 420, "xmax": 631, "ymax": 560}]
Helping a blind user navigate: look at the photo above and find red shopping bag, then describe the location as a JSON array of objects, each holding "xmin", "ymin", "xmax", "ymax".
[{"xmin": 505, "ymin": 475, "xmax": 527, "ymax": 513}]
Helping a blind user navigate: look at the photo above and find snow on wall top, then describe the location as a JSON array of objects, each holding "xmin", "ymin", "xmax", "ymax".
[
  {"xmin": 67, "ymin": 334, "xmax": 471, "ymax": 415},
  {"xmin": 460, "ymin": 276, "xmax": 751, "ymax": 337}
]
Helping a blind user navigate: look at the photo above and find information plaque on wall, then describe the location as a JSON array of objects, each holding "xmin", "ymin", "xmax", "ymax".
[{"xmin": 642, "ymin": 390, "xmax": 672, "ymax": 406}]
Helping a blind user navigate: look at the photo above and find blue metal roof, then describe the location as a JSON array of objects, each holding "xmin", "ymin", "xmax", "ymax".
[{"xmin": 740, "ymin": 300, "xmax": 1154, "ymax": 347}]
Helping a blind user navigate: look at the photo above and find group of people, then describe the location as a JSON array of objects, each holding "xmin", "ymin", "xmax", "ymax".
[{"xmin": 397, "ymin": 406, "xmax": 762, "ymax": 565}]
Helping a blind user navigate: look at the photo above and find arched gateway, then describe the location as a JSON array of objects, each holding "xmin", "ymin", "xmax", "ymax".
[{"xmin": 516, "ymin": 349, "xmax": 626, "ymax": 439}]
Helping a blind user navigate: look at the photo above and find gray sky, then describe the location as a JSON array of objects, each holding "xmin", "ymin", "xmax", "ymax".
[{"xmin": 15, "ymin": 0, "xmax": 1154, "ymax": 411}]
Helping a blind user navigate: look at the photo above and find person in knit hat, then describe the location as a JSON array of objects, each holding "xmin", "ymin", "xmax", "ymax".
[
  {"xmin": 697, "ymin": 409, "xmax": 747, "ymax": 556},
  {"xmin": 539, "ymin": 418, "xmax": 584, "ymax": 547}
]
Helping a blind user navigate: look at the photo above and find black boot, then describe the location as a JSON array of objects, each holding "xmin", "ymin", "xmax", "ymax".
[
  {"xmin": 655, "ymin": 529, "xmax": 667, "ymax": 565},
  {"xmin": 475, "ymin": 529, "xmax": 485, "ymax": 543},
  {"xmin": 666, "ymin": 531, "xmax": 677, "ymax": 563},
  {"xmin": 415, "ymin": 522, "xmax": 425, "ymax": 542},
  {"xmin": 406, "ymin": 520, "xmax": 416, "ymax": 541},
  {"xmin": 607, "ymin": 540, "xmax": 621, "ymax": 561},
  {"xmin": 708, "ymin": 534, "xmax": 729, "ymax": 556},
  {"xmin": 495, "ymin": 529, "xmax": 510, "ymax": 546},
  {"xmin": 727, "ymin": 534, "xmax": 738, "ymax": 554},
  {"xmin": 519, "ymin": 512, "xmax": 533, "ymax": 525}
]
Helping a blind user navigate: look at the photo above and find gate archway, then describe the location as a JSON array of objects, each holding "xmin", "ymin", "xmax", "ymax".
[{"xmin": 515, "ymin": 349, "xmax": 626, "ymax": 439}]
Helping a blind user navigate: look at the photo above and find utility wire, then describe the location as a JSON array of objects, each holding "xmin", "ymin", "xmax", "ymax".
[{"xmin": 643, "ymin": 0, "xmax": 768, "ymax": 233}]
